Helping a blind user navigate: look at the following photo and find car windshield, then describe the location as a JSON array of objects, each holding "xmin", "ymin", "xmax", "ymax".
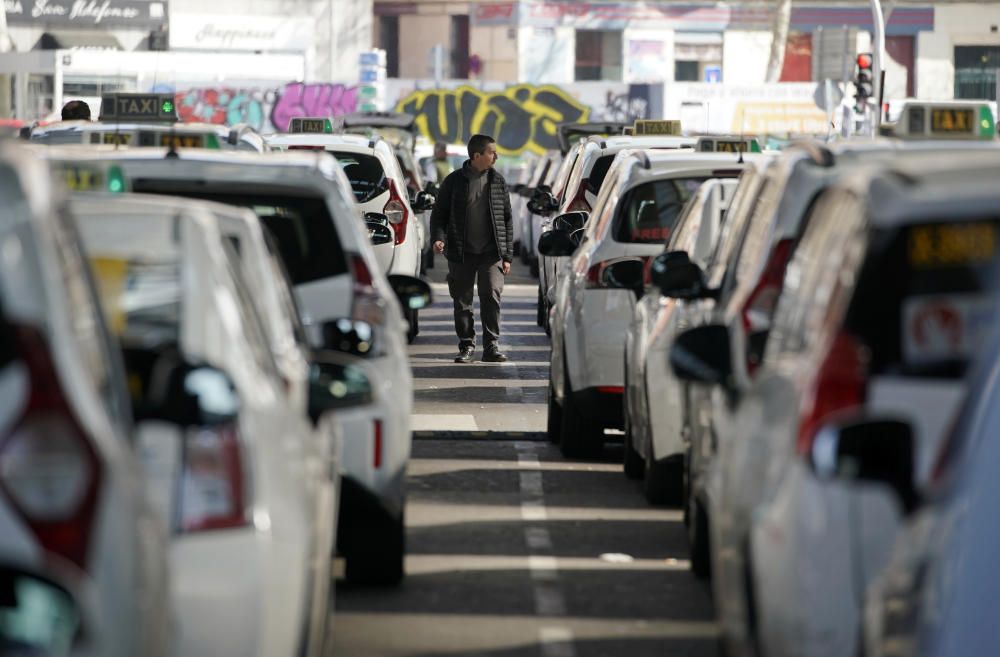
[
  {"xmin": 129, "ymin": 184, "xmax": 349, "ymax": 285},
  {"xmin": 330, "ymin": 151, "xmax": 388, "ymax": 203},
  {"xmin": 613, "ymin": 177, "xmax": 708, "ymax": 244}
]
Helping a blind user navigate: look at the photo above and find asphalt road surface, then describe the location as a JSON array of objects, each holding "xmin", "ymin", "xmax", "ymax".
[{"xmin": 330, "ymin": 259, "xmax": 719, "ymax": 657}]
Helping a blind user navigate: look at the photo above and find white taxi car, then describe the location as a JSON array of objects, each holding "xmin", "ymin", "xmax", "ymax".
[
  {"xmin": 668, "ymin": 111, "xmax": 1000, "ymax": 657},
  {"xmin": 620, "ymin": 177, "xmax": 740, "ymax": 504},
  {"xmin": 541, "ymin": 149, "xmax": 752, "ymax": 457},
  {"xmin": 41, "ymin": 146, "xmax": 424, "ymax": 586},
  {"xmin": 0, "ymin": 143, "xmax": 171, "ymax": 657},
  {"xmin": 71, "ymin": 193, "xmax": 348, "ymax": 657}
]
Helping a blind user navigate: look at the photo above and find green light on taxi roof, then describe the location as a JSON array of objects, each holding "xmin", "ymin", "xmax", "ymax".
[
  {"xmin": 979, "ymin": 105, "xmax": 995, "ymax": 139},
  {"xmin": 162, "ymin": 100, "xmax": 175, "ymax": 114},
  {"xmin": 107, "ymin": 165, "xmax": 125, "ymax": 194}
]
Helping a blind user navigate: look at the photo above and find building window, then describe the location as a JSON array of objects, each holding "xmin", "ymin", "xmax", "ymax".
[
  {"xmin": 576, "ymin": 30, "xmax": 623, "ymax": 81},
  {"xmin": 954, "ymin": 45, "xmax": 1000, "ymax": 100},
  {"xmin": 675, "ymin": 61, "xmax": 700, "ymax": 81},
  {"xmin": 379, "ymin": 15, "xmax": 399, "ymax": 78},
  {"xmin": 451, "ymin": 15, "xmax": 470, "ymax": 79}
]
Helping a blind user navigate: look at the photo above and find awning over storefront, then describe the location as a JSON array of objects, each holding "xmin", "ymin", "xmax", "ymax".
[{"xmin": 35, "ymin": 32, "xmax": 123, "ymax": 51}]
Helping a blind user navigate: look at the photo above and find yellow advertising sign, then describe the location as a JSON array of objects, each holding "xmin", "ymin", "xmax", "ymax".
[{"xmin": 730, "ymin": 103, "xmax": 829, "ymax": 135}]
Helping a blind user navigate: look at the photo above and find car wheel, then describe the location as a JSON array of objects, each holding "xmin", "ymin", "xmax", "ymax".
[
  {"xmin": 536, "ymin": 287, "xmax": 546, "ymax": 327},
  {"xmin": 559, "ymin": 355, "xmax": 604, "ymax": 458},
  {"xmin": 407, "ymin": 308, "xmax": 419, "ymax": 344},
  {"xmin": 344, "ymin": 510, "xmax": 405, "ymax": 586},
  {"xmin": 546, "ymin": 379, "xmax": 562, "ymax": 443},
  {"xmin": 688, "ymin": 498, "xmax": 711, "ymax": 579},
  {"xmin": 642, "ymin": 455, "xmax": 684, "ymax": 506}
]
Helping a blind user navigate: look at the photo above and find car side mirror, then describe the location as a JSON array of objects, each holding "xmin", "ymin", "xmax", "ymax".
[
  {"xmin": 537, "ymin": 229, "xmax": 577, "ymax": 257},
  {"xmin": 552, "ymin": 211, "xmax": 588, "ymax": 233},
  {"xmin": 412, "ymin": 191, "xmax": 435, "ymax": 212},
  {"xmin": 388, "ymin": 274, "xmax": 433, "ymax": 310},
  {"xmin": 423, "ymin": 181, "xmax": 439, "ymax": 197},
  {"xmin": 652, "ymin": 252, "xmax": 715, "ymax": 300},
  {"xmin": 602, "ymin": 259, "xmax": 645, "ymax": 295},
  {"xmin": 366, "ymin": 222, "xmax": 394, "ymax": 246},
  {"xmin": 809, "ymin": 419, "xmax": 921, "ymax": 515},
  {"xmin": 364, "ymin": 211, "xmax": 389, "ymax": 226},
  {"xmin": 308, "ymin": 350, "xmax": 375, "ymax": 422},
  {"xmin": 136, "ymin": 356, "xmax": 240, "ymax": 427},
  {"xmin": 669, "ymin": 324, "xmax": 733, "ymax": 388}
]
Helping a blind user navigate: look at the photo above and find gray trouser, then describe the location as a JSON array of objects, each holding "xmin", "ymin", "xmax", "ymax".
[{"xmin": 447, "ymin": 252, "xmax": 504, "ymax": 350}]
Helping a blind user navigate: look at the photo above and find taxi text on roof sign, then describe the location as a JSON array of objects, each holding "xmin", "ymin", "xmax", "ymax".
[
  {"xmin": 632, "ymin": 119, "xmax": 682, "ymax": 136},
  {"xmin": 288, "ymin": 117, "xmax": 335, "ymax": 134},
  {"xmin": 895, "ymin": 101, "xmax": 995, "ymax": 140},
  {"xmin": 696, "ymin": 136, "xmax": 762, "ymax": 153},
  {"xmin": 99, "ymin": 93, "xmax": 178, "ymax": 123}
]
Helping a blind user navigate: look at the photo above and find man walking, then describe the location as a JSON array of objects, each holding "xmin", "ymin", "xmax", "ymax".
[{"xmin": 431, "ymin": 134, "xmax": 513, "ymax": 363}]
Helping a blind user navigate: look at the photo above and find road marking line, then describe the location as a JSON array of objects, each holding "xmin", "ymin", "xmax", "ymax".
[
  {"xmin": 533, "ymin": 584, "xmax": 568, "ymax": 616},
  {"xmin": 539, "ymin": 627, "xmax": 577, "ymax": 657},
  {"xmin": 520, "ymin": 501, "xmax": 548, "ymax": 521},
  {"xmin": 519, "ymin": 471, "xmax": 543, "ymax": 496},
  {"xmin": 524, "ymin": 527, "xmax": 553, "ymax": 551}
]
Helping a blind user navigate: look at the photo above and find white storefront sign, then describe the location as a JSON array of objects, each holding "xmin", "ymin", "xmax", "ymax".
[{"xmin": 169, "ymin": 14, "xmax": 314, "ymax": 52}]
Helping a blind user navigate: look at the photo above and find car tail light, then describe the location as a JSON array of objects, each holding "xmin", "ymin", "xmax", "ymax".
[
  {"xmin": 0, "ymin": 324, "xmax": 102, "ymax": 571},
  {"xmin": 597, "ymin": 386, "xmax": 624, "ymax": 394},
  {"xmin": 740, "ymin": 238, "xmax": 795, "ymax": 374},
  {"xmin": 373, "ymin": 420, "xmax": 383, "ymax": 470},
  {"xmin": 349, "ymin": 253, "xmax": 385, "ymax": 326},
  {"xmin": 567, "ymin": 180, "xmax": 591, "ymax": 213},
  {"xmin": 179, "ymin": 423, "xmax": 249, "ymax": 532},
  {"xmin": 796, "ymin": 330, "xmax": 869, "ymax": 456},
  {"xmin": 384, "ymin": 179, "xmax": 409, "ymax": 246},
  {"xmin": 288, "ymin": 145, "xmax": 325, "ymax": 151}
]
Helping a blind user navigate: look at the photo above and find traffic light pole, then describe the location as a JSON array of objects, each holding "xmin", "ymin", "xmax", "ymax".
[{"xmin": 869, "ymin": 0, "xmax": 886, "ymax": 133}]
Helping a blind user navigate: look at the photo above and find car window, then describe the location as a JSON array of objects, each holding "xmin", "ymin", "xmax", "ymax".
[
  {"xmin": 586, "ymin": 166, "xmax": 623, "ymax": 240},
  {"xmin": 845, "ymin": 215, "xmax": 1000, "ymax": 378},
  {"xmin": 612, "ymin": 177, "xmax": 707, "ymax": 244},
  {"xmin": 330, "ymin": 151, "xmax": 388, "ymax": 203},
  {"xmin": 707, "ymin": 169, "xmax": 763, "ymax": 287},
  {"xmin": 552, "ymin": 150, "xmax": 579, "ymax": 200},
  {"xmin": 132, "ymin": 188, "xmax": 349, "ymax": 285},
  {"xmin": 586, "ymin": 154, "xmax": 616, "ymax": 194},
  {"xmin": 563, "ymin": 146, "xmax": 592, "ymax": 204},
  {"xmin": 726, "ymin": 177, "xmax": 781, "ymax": 295},
  {"xmin": 220, "ymin": 240, "xmax": 282, "ymax": 381}
]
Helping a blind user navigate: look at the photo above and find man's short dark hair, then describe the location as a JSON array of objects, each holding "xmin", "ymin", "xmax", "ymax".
[
  {"xmin": 61, "ymin": 100, "xmax": 91, "ymax": 121},
  {"xmin": 468, "ymin": 134, "xmax": 495, "ymax": 158}
]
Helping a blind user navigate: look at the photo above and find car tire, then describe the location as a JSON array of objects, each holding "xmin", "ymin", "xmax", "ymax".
[
  {"xmin": 688, "ymin": 498, "xmax": 711, "ymax": 579},
  {"xmin": 344, "ymin": 510, "xmax": 405, "ymax": 586},
  {"xmin": 559, "ymin": 356, "xmax": 604, "ymax": 459},
  {"xmin": 642, "ymin": 456, "xmax": 684, "ymax": 506},
  {"xmin": 546, "ymin": 379, "xmax": 562, "ymax": 443},
  {"xmin": 536, "ymin": 287, "xmax": 546, "ymax": 327}
]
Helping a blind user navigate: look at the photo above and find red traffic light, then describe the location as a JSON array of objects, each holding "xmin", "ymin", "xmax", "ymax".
[{"xmin": 857, "ymin": 53, "xmax": 873, "ymax": 69}]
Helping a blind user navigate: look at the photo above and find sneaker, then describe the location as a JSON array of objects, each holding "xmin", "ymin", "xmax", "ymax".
[
  {"xmin": 482, "ymin": 345, "xmax": 508, "ymax": 363},
  {"xmin": 454, "ymin": 346, "xmax": 475, "ymax": 363}
]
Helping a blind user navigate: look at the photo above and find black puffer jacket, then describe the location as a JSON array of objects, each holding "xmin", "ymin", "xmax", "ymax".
[{"xmin": 430, "ymin": 163, "xmax": 513, "ymax": 263}]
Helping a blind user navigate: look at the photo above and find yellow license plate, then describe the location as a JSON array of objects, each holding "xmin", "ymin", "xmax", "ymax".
[
  {"xmin": 908, "ymin": 222, "xmax": 997, "ymax": 268},
  {"xmin": 102, "ymin": 132, "xmax": 133, "ymax": 145},
  {"xmin": 159, "ymin": 134, "xmax": 205, "ymax": 148},
  {"xmin": 930, "ymin": 108, "xmax": 974, "ymax": 134}
]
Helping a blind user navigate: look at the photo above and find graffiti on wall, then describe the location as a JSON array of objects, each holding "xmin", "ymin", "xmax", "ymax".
[
  {"xmin": 395, "ymin": 84, "xmax": 590, "ymax": 155},
  {"xmin": 175, "ymin": 82, "xmax": 360, "ymax": 132}
]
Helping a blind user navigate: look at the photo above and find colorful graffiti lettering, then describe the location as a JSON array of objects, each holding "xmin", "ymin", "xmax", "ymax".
[
  {"xmin": 175, "ymin": 82, "xmax": 360, "ymax": 133},
  {"xmin": 176, "ymin": 87, "xmax": 273, "ymax": 130},
  {"xmin": 395, "ymin": 84, "xmax": 590, "ymax": 155},
  {"xmin": 270, "ymin": 83, "xmax": 360, "ymax": 134}
]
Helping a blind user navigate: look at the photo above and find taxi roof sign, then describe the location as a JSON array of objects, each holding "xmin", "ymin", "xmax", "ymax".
[
  {"xmin": 288, "ymin": 117, "xmax": 335, "ymax": 134},
  {"xmin": 696, "ymin": 136, "xmax": 762, "ymax": 153},
  {"xmin": 892, "ymin": 101, "xmax": 995, "ymax": 140},
  {"xmin": 632, "ymin": 119, "xmax": 682, "ymax": 136},
  {"xmin": 99, "ymin": 93, "xmax": 179, "ymax": 123}
]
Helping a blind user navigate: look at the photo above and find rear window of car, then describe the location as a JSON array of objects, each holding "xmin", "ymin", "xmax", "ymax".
[
  {"xmin": 586, "ymin": 155, "xmax": 616, "ymax": 194},
  {"xmin": 131, "ymin": 185, "xmax": 348, "ymax": 285},
  {"xmin": 330, "ymin": 151, "xmax": 388, "ymax": 203},
  {"xmin": 846, "ymin": 218, "xmax": 1000, "ymax": 378},
  {"xmin": 612, "ymin": 177, "xmax": 708, "ymax": 244}
]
